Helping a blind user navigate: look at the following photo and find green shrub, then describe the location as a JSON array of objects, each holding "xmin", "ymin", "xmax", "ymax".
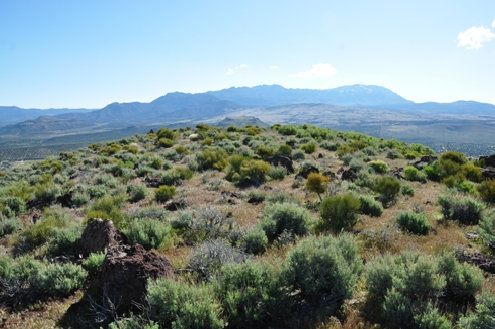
[
  {"xmin": 3, "ymin": 196, "xmax": 26, "ymax": 215},
  {"xmin": 241, "ymin": 227, "xmax": 268, "ymax": 255},
  {"xmin": 147, "ymin": 277, "xmax": 226, "ymax": 329},
  {"xmin": 317, "ymin": 193, "xmax": 361, "ymax": 232},
  {"xmin": 478, "ymin": 209, "xmax": 495, "ymax": 250},
  {"xmin": 373, "ymin": 176, "xmax": 401, "ymax": 205},
  {"xmin": 123, "ymin": 218, "xmax": 171, "ymax": 250},
  {"xmin": 404, "ymin": 167, "xmax": 428, "ymax": 183},
  {"xmin": 0, "ymin": 217, "xmax": 21, "ymax": 237},
  {"xmin": 155, "ymin": 185, "xmax": 176, "ymax": 203},
  {"xmin": 283, "ymin": 234, "xmax": 362, "ymax": 310},
  {"xmin": 277, "ymin": 144, "xmax": 292, "ymax": 156},
  {"xmin": 401, "ymin": 184, "xmax": 415, "ymax": 196},
  {"xmin": 268, "ymin": 166, "xmax": 287, "ymax": 180},
  {"xmin": 156, "ymin": 137, "xmax": 175, "ymax": 148},
  {"xmin": 396, "ymin": 212, "xmax": 431, "ymax": 235},
  {"xmin": 215, "ymin": 261, "xmax": 281, "ymax": 329},
  {"xmin": 127, "ymin": 184, "xmax": 148, "ymax": 203},
  {"xmin": 369, "ymin": 160, "xmax": 389, "ymax": 174},
  {"xmin": 365, "ymin": 252, "xmax": 482, "ymax": 329},
  {"xmin": 156, "ymin": 127, "xmax": 177, "ymax": 140},
  {"xmin": 150, "ymin": 157, "xmax": 163, "ymax": 170},
  {"xmin": 109, "ymin": 317, "xmax": 158, "ymax": 329},
  {"xmin": 0, "ymin": 256, "xmax": 87, "ymax": 301},
  {"xmin": 196, "ymin": 148, "xmax": 228, "ymax": 171},
  {"xmin": 261, "ymin": 202, "xmax": 310, "ymax": 242},
  {"xmin": 300, "ymin": 142, "xmax": 316, "ymax": 154},
  {"xmin": 31, "ymin": 262, "xmax": 87, "ymax": 297},
  {"xmin": 171, "ymin": 209, "xmax": 236, "ymax": 244},
  {"xmin": 358, "ymin": 195, "xmax": 383, "ymax": 217},
  {"xmin": 87, "ymin": 194, "xmax": 127, "ymax": 228},
  {"xmin": 278, "ymin": 125, "xmax": 298, "ymax": 135},
  {"xmin": 424, "ymin": 165, "xmax": 441, "ymax": 181},
  {"xmin": 18, "ymin": 208, "xmax": 73, "ymax": 252},
  {"xmin": 437, "ymin": 192, "xmax": 484, "ymax": 225},
  {"xmin": 477, "ymin": 179, "xmax": 495, "ymax": 203},
  {"xmin": 256, "ymin": 145, "xmax": 275, "ymax": 158},
  {"xmin": 462, "ymin": 163, "xmax": 482, "ymax": 183},
  {"xmin": 82, "ymin": 251, "xmax": 107, "ymax": 277},
  {"xmin": 239, "ymin": 159, "xmax": 270, "ymax": 185},
  {"xmin": 48, "ymin": 226, "xmax": 82, "ymax": 256},
  {"xmin": 458, "ymin": 293, "xmax": 495, "ymax": 329},
  {"xmin": 292, "ymin": 150, "xmax": 305, "ymax": 160},
  {"xmin": 437, "ymin": 253, "xmax": 483, "ymax": 301},
  {"xmin": 305, "ymin": 173, "xmax": 329, "ymax": 201}
]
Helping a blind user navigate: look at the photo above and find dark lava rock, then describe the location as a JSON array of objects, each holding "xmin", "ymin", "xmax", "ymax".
[
  {"xmin": 164, "ymin": 197, "xmax": 188, "ymax": 211},
  {"xmin": 144, "ymin": 176, "xmax": 161, "ymax": 188},
  {"xmin": 341, "ymin": 168, "xmax": 358, "ymax": 182},
  {"xmin": 322, "ymin": 171, "xmax": 336, "ymax": 179},
  {"xmin": 413, "ymin": 155, "xmax": 438, "ymax": 170},
  {"xmin": 391, "ymin": 168, "xmax": 405, "ymax": 180},
  {"xmin": 456, "ymin": 250, "xmax": 495, "ymax": 274},
  {"xmin": 295, "ymin": 165, "xmax": 319, "ymax": 180},
  {"xmin": 57, "ymin": 191, "xmax": 73, "ymax": 207},
  {"xmin": 80, "ymin": 218, "xmax": 122, "ymax": 257},
  {"xmin": 481, "ymin": 167, "xmax": 495, "ymax": 179},
  {"xmin": 317, "ymin": 153, "xmax": 324, "ymax": 159},
  {"xmin": 266, "ymin": 155, "xmax": 295, "ymax": 174},
  {"xmin": 480, "ymin": 154, "xmax": 495, "ymax": 168},
  {"xmin": 99, "ymin": 244, "xmax": 175, "ymax": 314}
]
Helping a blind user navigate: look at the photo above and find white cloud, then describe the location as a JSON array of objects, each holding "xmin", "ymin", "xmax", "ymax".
[
  {"xmin": 268, "ymin": 65, "xmax": 279, "ymax": 70},
  {"xmin": 289, "ymin": 63, "xmax": 338, "ymax": 78},
  {"xmin": 492, "ymin": 20, "xmax": 495, "ymax": 28},
  {"xmin": 457, "ymin": 25, "xmax": 495, "ymax": 50},
  {"xmin": 226, "ymin": 64, "xmax": 248, "ymax": 75}
]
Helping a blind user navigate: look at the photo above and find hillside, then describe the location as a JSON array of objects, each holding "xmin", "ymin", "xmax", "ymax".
[{"xmin": 0, "ymin": 123, "xmax": 494, "ymax": 328}]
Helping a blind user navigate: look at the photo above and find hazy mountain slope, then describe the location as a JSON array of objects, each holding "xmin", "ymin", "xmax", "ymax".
[
  {"xmin": 0, "ymin": 106, "xmax": 93, "ymax": 126},
  {"xmin": 207, "ymin": 84, "xmax": 411, "ymax": 107}
]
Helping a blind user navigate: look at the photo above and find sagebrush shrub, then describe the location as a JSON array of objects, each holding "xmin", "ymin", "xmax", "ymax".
[
  {"xmin": 396, "ymin": 212, "xmax": 431, "ymax": 235},
  {"xmin": 261, "ymin": 202, "xmax": 310, "ymax": 242},
  {"xmin": 127, "ymin": 184, "xmax": 148, "ymax": 203},
  {"xmin": 215, "ymin": 261, "xmax": 282, "ymax": 329},
  {"xmin": 318, "ymin": 193, "xmax": 361, "ymax": 232},
  {"xmin": 373, "ymin": 176, "xmax": 401, "ymax": 205},
  {"xmin": 147, "ymin": 269, "xmax": 210, "ymax": 321},
  {"xmin": 437, "ymin": 192, "xmax": 484, "ymax": 225},
  {"xmin": 477, "ymin": 209, "xmax": 495, "ymax": 250},
  {"xmin": 0, "ymin": 217, "xmax": 21, "ymax": 237},
  {"xmin": 155, "ymin": 185, "xmax": 176, "ymax": 203},
  {"xmin": 305, "ymin": 173, "xmax": 329, "ymax": 201},
  {"xmin": 458, "ymin": 293, "xmax": 495, "ymax": 329},
  {"xmin": 241, "ymin": 227, "xmax": 268, "ymax": 255},
  {"xmin": 283, "ymin": 234, "xmax": 362, "ymax": 310},
  {"xmin": 123, "ymin": 218, "xmax": 171, "ymax": 250},
  {"xmin": 477, "ymin": 179, "xmax": 495, "ymax": 203},
  {"xmin": 358, "ymin": 195, "xmax": 383, "ymax": 217},
  {"xmin": 82, "ymin": 251, "xmax": 107, "ymax": 277},
  {"xmin": 401, "ymin": 184, "xmax": 415, "ymax": 196},
  {"xmin": 404, "ymin": 167, "xmax": 427, "ymax": 183},
  {"xmin": 171, "ymin": 208, "xmax": 236, "ymax": 244},
  {"xmin": 369, "ymin": 160, "xmax": 389, "ymax": 174},
  {"xmin": 187, "ymin": 238, "xmax": 246, "ymax": 280},
  {"xmin": 195, "ymin": 148, "xmax": 228, "ymax": 171}
]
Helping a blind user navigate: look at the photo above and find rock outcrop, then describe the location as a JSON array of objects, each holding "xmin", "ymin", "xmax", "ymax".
[
  {"xmin": 80, "ymin": 218, "xmax": 121, "ymax": 256},
  {"xmin": 99, "ymin": 244, "xmax": 175, "ymax": 313}
]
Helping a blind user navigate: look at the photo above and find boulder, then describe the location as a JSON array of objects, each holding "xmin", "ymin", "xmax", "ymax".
[
  {"xmin": 391, "ymin": 168, "xmax": 405, "ymax": 180},
  {"xmin": 413, "ymin": 155, "xmax": 437, "ymax": 170},
  {"xmin": 164, "ymin": 197, "xmax": 188, "ymax": 211},
  {"xmin": 456, "ymin": 250, "xmax": 495, "ymax": 274},
  {"xmin": 480, "ymin": 154, "xmax": 495, "ymax": 168},
  {"xmin": 341, "ymin": 168, "xmax": 358, "ymax": 182},
  {"xmin": 266, "ymin": 155, "xmax": 295, "ymax": 173},
  {"xmin": 144, "ymin": 176, "xmax": 161, "ymax": 188},
  {"xmin": 295, "ymin": 165, "xmax": 319, "ymax": 180},
  {"xmin": 99, "ymin": 244, "xmax": 175, "ymax": 314},
  {"xmin": 80, "ymin": 218, "xmax": 121, "ymax": 256},
  {"xmin": 481, "ymin": 167, "xmax": 495, "ymax": 179}
]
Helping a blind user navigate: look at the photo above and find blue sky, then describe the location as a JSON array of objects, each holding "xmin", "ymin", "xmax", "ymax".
[{"xmin": 1, "ymin": 1, "xmax": 494, "ymax": 108}]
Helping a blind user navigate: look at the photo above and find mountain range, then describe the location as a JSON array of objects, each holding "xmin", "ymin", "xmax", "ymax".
[{"xmin": 1, "ymin": 84, "xmax": 495, "ymax": 158}]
